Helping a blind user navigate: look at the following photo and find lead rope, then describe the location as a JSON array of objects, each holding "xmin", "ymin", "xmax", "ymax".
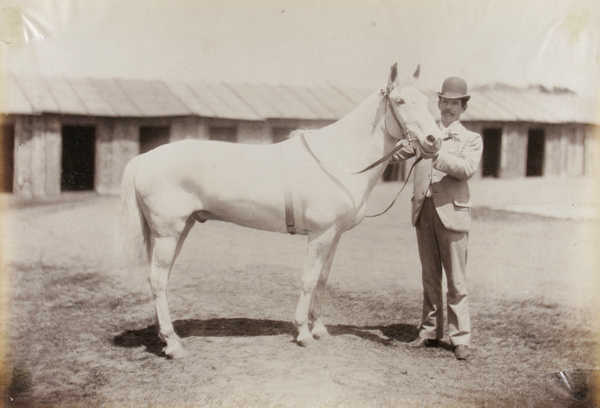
[{"xmin": 365, "ymin": 156, "xmax": 422, "ymax": 217}]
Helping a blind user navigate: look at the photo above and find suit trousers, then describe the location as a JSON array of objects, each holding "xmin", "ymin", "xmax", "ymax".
[{"xmin": 415, "ymin": 197, "xmax": 471, "ymax": 346}]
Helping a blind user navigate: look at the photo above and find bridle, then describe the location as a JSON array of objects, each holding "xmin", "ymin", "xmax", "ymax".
[
  {"xmin": 362, "ymin": 85, "xmax": 423, "ymax": 217},
  {"xmin": 381, "ymin": 85, "xmax": 411, "ymax": 143}
]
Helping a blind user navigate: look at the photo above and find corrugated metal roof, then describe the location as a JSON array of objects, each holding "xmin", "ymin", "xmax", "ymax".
[
  {"xmin": 2, "ymin": 76, "xmax": 31, "ymax": 114},
  {"xmin": 284, "ymin": 85, "xmax": 334, "ymax": 119},
  {"xmin": 211, "ymin": 83, "xmax": 261, "ymax": 120},
  {"xmin": 13, "ymin": 75, "xmax": 59, "ymax": 113},
  {"xmin": 91, "ymin": 78, "xmax": 140, "ymax": 117},
  {"xmin": 228, "ymin": 83, "xmax": 282, "ymax": 119},
  {"xmin": 166, "ymin": 82, "xmax": 217, "ymax": 117},
  {"xmin": 2, "ymin": 75, "xmax": 598, "ymax": 125},
  {"xmin": 306, "ymin": 85, "xmax": 359, "ymax": 118},
  {"xmin": 116, "ymin": 79, "xmax": 191, "ymax": 117},
  {"xmin": 70, "ymin": 78, "xmax": 114, "ymax": 117},
  {"xmin": 43, "ymin": 77, "xmax": 86, "ymax": 115}
]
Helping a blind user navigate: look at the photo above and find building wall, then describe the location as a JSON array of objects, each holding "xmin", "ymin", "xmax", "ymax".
[
  {"xmin": 171, "ymin": 116, "xmax": 205, "ymax": 142},
  {"xmin": 237, "ymin": 121, "xmax": 268, "ymax": 144},
  {"xmin": 464, "ymin": 121, "xmax": 594, "ymax": 179},
  {"xmin": 97, "ymin": 118, "xmax": 139, "ymax": 195},
  {"xmin": 462, "ymin": 122, "xmax": 485, "ymax": 179},
  {"xmin": 584, "ymin": 125, "xmax": 600, "ymax": 177},
  {"xmin": 13, "ymin": 115, "xmax": 62, "ymax": 198},
  {"xmin": 5, "ymin": 113, "xmax": 598, "ymax": 197},
  {"xmin": 499, "ymin": 123, "xmax": 526, "ymax": 178},
  {"xmin": 447, "ymin": 121, "xmax": 594, "ymax": 179},
  {"xmin": 544, "ymin": 124, "xmax": 586, "ymax": 177}
]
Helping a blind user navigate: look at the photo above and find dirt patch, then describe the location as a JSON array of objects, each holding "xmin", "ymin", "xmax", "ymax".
[{"xmin": 1, "ymin": 179, "xmax": 599, "ymax": 407}]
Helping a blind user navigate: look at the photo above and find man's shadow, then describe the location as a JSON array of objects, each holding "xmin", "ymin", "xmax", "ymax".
[{"xmin": 113, "ymin": 318, "xmax": 418, "ymax": 357}]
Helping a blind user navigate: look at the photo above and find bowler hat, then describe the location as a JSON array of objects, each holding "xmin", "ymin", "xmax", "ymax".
[{"xmin": 437, "ymin": 77, "xmax": 470, "ymax": 101}]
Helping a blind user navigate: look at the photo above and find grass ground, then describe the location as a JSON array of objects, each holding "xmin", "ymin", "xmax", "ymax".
[{"xmin": 1, "ymin": 178, "xmax": 599, "ymax": 407}]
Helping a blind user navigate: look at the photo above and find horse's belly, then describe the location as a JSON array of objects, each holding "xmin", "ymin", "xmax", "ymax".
[
  {"xmin": 196, "ymin": 167, "xmax": 354, "ymax": 235},
  {"xmin": 173, "ymin": 142, "xmax": 293, "ymax": 232},
  {"xmin": 199, "ymin": 191, "xmax": 289, "ymax": 233}
]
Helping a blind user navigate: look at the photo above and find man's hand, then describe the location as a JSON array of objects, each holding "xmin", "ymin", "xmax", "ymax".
[
  {"xmin": 416, "ymin": 147, "xmax": 439, "ymax": 161},
  {"xmin": 391, "ymin": 140, "xmax": 416, "ymax": 162}
]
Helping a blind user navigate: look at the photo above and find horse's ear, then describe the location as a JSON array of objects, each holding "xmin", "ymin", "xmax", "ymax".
[
  {"xmin": 387, "ymin": 63, "xmax": 398, "ymax": 88},
  {"xmin": 413, "ymin": 64, "xmax": 421, "ymax": 80}
]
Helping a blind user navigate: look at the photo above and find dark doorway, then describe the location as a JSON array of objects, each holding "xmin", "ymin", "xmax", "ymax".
[
  {"xmin": 526, "ymin": 129, "xmax": 545, "ymax": 177},
  {"xmin": 272, "ymin": 127, "xmax": 295, "ymax": 143},
  {"xmin": 1, "ymin": 125, "xmax": 15, "ymax": 192},
  {"xmin": 482, "ymin": 128, "xmax": 502, "ymax": 177},
  {"xmin": 140, "ymin": 126, "xmax": 170, "ymax": 154},
  {"xmin": 209, "ymin": 127, "xmax": 237, "ymax": 143},
  {"xmin": 61, "ymin": 126, "xmax": 96, "ymax": 191}
]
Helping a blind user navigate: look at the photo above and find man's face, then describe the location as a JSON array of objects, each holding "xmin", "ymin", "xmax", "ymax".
[{"xmin": 438, "ymin": 98, "xmax": 466, "ymax": 127}]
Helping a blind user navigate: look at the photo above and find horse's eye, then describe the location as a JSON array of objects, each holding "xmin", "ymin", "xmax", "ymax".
[{"xmin": 395, "ymin": 98, "xmax": 405, "ymax": 105}]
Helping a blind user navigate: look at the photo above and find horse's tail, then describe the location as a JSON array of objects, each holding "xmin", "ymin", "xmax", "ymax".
[{"xmin": 120, "ymin": 155, "xmax": 151, "ymax": 265}]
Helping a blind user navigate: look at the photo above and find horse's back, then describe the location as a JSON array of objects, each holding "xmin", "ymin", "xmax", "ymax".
[{"xmin": 136, "ymin": 139, "xmax": 280, "ymax": 191}]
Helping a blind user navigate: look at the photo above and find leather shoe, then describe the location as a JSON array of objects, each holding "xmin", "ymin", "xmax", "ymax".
[
  {"xmin": 408, "ymin": 337, "xmax": 439, "ymax": 348},
  {"xmin": 454, "ymin": 345, "xmax": 470, "ymax": 360}
]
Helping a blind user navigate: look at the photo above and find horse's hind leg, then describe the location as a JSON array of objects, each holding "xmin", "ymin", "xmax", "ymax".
[
  {"xmin": 294, "ymin": 228, "xmax": 339, "ymax": 347},
  {"xmin": 309, "ymin": 232, "xmax": 341, "ymax": 340},
  {"xmin": 149, "ymin": 218, "xmax": 194, "ymax": 359}
]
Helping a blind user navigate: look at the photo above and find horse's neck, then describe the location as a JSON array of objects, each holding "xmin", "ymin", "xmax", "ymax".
[
  {"xmin": 309, "ymin": 90, "xmax": 393, "ymax": 168},
  {"xmin": 301, "ymin": 90, "xmax": 393, "ymax": 206}
]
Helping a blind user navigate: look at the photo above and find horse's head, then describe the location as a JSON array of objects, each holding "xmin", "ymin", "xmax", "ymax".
[{"xmin": 382, "ymin": 63, "xmax": 442, "ymax": 157}]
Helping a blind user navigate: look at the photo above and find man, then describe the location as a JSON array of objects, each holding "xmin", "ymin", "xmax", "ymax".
[{"xmin": 394, "ymin": 77, "xmax": 483, "ymax": 360}]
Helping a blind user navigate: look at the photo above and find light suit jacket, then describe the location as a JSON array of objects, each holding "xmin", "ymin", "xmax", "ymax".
[{"xmin": 396, "ymin": 121, "xmax": 483, "ymax": 232}]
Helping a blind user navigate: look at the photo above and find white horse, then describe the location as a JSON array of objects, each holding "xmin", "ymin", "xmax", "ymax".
[{"xmin": 120, "ymin": 64, "xmax": 442, "ymax": 359}]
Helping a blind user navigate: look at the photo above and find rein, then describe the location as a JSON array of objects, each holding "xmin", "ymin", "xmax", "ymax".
[
  {"xmin": 365, "ymin": 156, "xmax": 421, "ymax": 217},
  {"xmin": 299, "ymin": 133, "xmax": 411, "ymax": 175}
]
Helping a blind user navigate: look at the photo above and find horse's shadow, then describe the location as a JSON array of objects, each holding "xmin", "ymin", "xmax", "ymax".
[{"xmin": 113, "ymin": 318, "xmax": 418, "ymax": 357}]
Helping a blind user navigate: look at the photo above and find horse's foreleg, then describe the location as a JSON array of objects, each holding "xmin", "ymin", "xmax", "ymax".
[
  {"xmin": 149, "ymin": 219, "xmax": 194, "ymax": 359},
  {"xmin": 309, "ymin": 232, "xmax": 341, "ymax": 340},
  {"xmin": 294, "ymin": 228, "xmax": 338, "ymax": 347}
]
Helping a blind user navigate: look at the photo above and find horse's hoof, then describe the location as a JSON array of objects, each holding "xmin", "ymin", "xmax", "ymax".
[
  {"xmin": 163, "ymin": 345, "xmax": 187, "ymax": 360},
  {"xmin": 312, "ymin": 329, "xmax": 330, "ymax": 340},
  {"xmin": 297, "ymin": 336, "xmax": 315, "ymax": 347}
]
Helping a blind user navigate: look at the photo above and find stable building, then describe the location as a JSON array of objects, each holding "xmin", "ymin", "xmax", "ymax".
[
  {"xmin": 453, "ymin": 84, "xmax": 599, "ymax": 179},
  {"xmin": 0, "ymin": 75, "xmax": 598, "ymax": 198}
]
